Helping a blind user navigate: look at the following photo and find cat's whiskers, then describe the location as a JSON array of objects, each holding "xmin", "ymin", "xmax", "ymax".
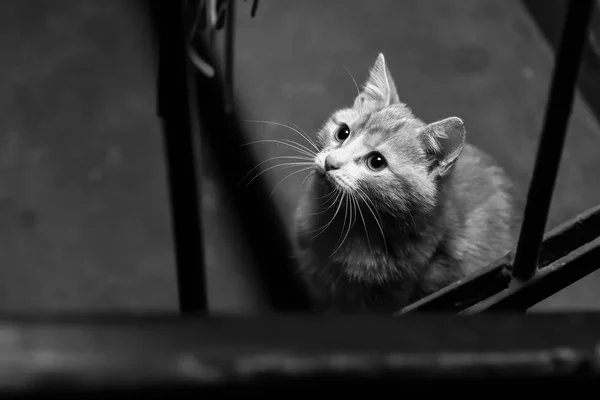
[
  {"xmin": 291, "ymin": 123, "xmax": 315, "ymax": 147},
  {"xmin": 242, "ymin": 139, "xmax": 316, "ymax": 158},
  {"xmin": 245, "ymin": 161, "xmax": 313, "ymax": 188},
  {"xmin": 354, "ymin": 192, "xmax": 372, "ymax": 254},
  {"xmin": 326, "ymin": 172, "xmax": 357, "ymax": 193},
  {"xmin": 269, "ymin": 166, "xmax": 314, "ymax": 198},
  {"xmin": 309, "ymin": 190, "xmax": 345, "ymax": 239},
  {"xmin": 308, "ymin": 189, "xmax": 341, "ymax": 216},
  {"xmin": 329, "ymin": 190, "xmax": 358, "ymax": 258},
  {"xmin": 318, "ymin": 190, "xmax": 339, "ymax": 207},
  {"xmin": 279, "ymin": 139, "xmax": 316, "ymax": 158},
  {"xmin": 314, "ymin": 189, "xmax": 337, "ymax": 201},
  {"xmin": 343, "ymin": 65, "xmax": 361, "ymax": 96},
  {"xmin": 317, "ymin": 182, "xmax": 341, "ymax": 202},
  {"xmin": 360, "ymin": 188, "xmax": 385, "ymax": 225},
  {"xmin": 332, "ymin": 194, "xmax": 350, "ymax": 253},
  {"xmin": 245, "ymin": 120, "xmax": 319, "ymax": 152},
  {"xmin": 355, "ymin": 187, "xmax": 388, "ymax": 259},
  {"xmin": 405, "ymin": 208, "xmax": 417, "ymax": 232},
  {"xmin": 238, "ymin": 155, "xmax": 314, "ymax": 186},
  {"xmin": 300, "ymin": 170, "xmax": 314, "ymax": 187}
]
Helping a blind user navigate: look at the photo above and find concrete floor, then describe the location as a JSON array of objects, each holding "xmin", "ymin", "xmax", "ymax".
[{"xmin": 0, "ymin": 0, "xmax": 599, "ymax": 313}]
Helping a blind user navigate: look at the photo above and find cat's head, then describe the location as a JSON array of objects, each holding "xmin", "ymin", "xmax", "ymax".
[{"xmin": 313, "ymin": 53, "xmax": 466, "ymax": 218}]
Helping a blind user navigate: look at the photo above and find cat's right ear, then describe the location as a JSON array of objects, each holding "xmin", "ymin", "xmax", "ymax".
[
  {"xmin": 420, "ymin": 117, "xmax": 466, "ymax": 177},
  {"xmin": 354, "ymin": 53, "xmax": 400, "ymax": 108}
]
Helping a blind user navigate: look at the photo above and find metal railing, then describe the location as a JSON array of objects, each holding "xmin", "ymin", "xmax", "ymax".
[
  {"xmin": 153, "ymin": 0, "xmax": 311, "ymax": 313},
  {"xmin": 1, "ymin": 0, "xmax": 599, "ymax": 395},
  {"xmin": 402, "ymin": 0, "xmax": 598, "ymax": 313},
  {"xmin": 159, "ymin": 0, "xmax": 600, "ymax": 315}
]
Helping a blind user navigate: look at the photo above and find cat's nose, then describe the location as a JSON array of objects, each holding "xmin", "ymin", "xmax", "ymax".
[{"xmin": 324, "ymin": 155, "xmax": 341, "ymax": 171}]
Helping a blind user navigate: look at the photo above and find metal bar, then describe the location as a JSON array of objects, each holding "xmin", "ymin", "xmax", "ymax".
[
  {"xmin": 0, "ymin": 314, "xmax": 599, "ymax": 395},
  {"xmin": 225, "ymin": 0, "xmax": 235, "ymax": 109},
  {"xmin": 153, "ymin": 0, "xmax": 208, "ymax": 313},
  {"xmin": 398, "ymin": 253, "xmax": 512, "ymax": 314},
  {"xmin": 462, "ymin": 236, "xmax": 600, "ymax": 313},
  {"xmin": 398, "ymin": 204, "xmax": 600, "ymax": 314},
  {"xmin": 144, "ymin": 0, "xmax": 311, "ymax": 311},
  {"xmin": 510, "ymin": 0, "xmax": 595, "ymax": 281},
  {"xmin": 250, "ymin": 0, "xmax": 259, "ymax": 17},
  {"xmin": 523, "ymin": 0, "xmax": 600, "ymax": 131}
]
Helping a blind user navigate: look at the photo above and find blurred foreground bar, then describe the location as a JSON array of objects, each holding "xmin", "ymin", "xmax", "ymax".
[{"xmin": 0, "ymin": 314, "xmax": 599, "ymax": 395}]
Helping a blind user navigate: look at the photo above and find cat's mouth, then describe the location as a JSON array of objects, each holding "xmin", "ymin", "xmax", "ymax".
[
  {"xmin": 315, "ymin": 168, "xmax": 348, "ymax": 192},
  {"xmin": 314, "ymin": 167, "xmax": 335, "ymax": 187},
  {"xmin": 313, "ymin": 158, "xmax": 352, "ymax": 191}
]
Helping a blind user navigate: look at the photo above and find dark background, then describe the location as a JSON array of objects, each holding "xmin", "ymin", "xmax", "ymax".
[{"xmin": 0, "ymin": 0, "xmax": 599, "ymax": 314}]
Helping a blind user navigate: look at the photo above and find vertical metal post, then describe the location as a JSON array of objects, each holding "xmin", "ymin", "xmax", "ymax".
[
  {"xmin": 250, "ymin": 0, "xmax": 260, "ymax": 17},
  {"xmin": 224, "ymin": 0, "xmax": 236, "ymax": 110},
  {"xmin": 145, "ymin": 0, "xmax": 310, "ymax": 312},
  {"xmin": 511, "ymin": 0, "xmax": 595, "ymax": 282},
  {"xmin": 154, "ymin": 0, "xmax": 208, "ymax": 313}
]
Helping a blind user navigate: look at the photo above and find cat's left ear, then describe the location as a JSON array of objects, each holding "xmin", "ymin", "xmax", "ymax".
[
  {"xmin": 355, "ymin": 53, "xmax": 400, "ymax": 107},
  {"xmin": 420, "ymin": 117, "xmax": 466, "ymax": 177}
]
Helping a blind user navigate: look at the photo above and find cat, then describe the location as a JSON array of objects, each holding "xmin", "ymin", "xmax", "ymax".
[{"xmin": 294, "ymin": 53, "xmax": 520, "ymax": 313}]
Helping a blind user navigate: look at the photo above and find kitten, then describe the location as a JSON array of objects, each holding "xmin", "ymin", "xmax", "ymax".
[{"xmin": 294, "ymin": 53, "xmax": 520, "ymax": 313}]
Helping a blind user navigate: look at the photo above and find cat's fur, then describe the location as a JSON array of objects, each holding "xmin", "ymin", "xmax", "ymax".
[{"xmin": 294, "ymin": 53, "xmax": 520, "ymax": 312}]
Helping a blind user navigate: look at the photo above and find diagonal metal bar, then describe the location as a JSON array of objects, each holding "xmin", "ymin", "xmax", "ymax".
[
  {"xmin": 398, "ymin": 204, "xmax": 600, "ymax": 314},
  {"xmin": 461, "ymin": 236, "xmax": 600, "ymax": 313},
  {"xmin": 510, "ymin": 0, "xmax": 595, "ymax": 282}
]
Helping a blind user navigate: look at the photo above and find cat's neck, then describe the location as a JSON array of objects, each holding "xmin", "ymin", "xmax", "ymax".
[{"xmin": 300, "ymin": 179, "xmax": 444, "ymax": 268}]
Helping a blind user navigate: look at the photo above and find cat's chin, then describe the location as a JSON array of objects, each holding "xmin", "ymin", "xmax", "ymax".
[{"xmin": 314, "ymin": 169, "xmax": 339, "ymax": 191}]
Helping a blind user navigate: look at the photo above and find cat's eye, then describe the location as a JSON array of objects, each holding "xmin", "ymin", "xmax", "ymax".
[
  {"xmin": 335, "ymin": 123, "xmax": 350, "ymax": 141},
  {"xmin": 367, "ymin": 153, "xmax": 387, "ymax": 171}
]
